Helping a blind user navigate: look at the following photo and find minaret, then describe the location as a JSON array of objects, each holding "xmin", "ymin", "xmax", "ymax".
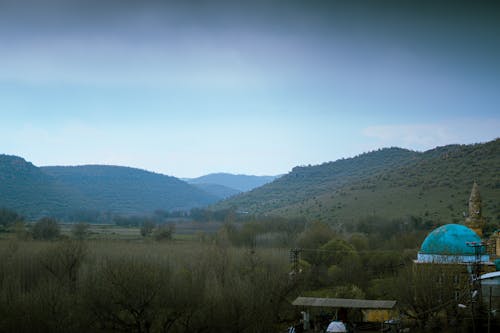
[{"xmin": 465, "ymin": 181, "xmax": 485, "ymax": 236}]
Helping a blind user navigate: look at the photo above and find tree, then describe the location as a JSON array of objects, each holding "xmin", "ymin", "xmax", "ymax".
[
  {"xmin": 140, "ymin": 219, "xmax": 156, "ymax": 237},
  {"xmin": 319, "ymin": 238, "xmax": 358, "ymax": 267},
  {"xmin": 296, "ymin": 221, "xmax": 336, "ymax": 250},
  {"xmin": 40, "ymin": 240, "xmax": 88, "ymax": 290},
  {"xmin": 0, "ymin": 207, "xmax": 23, "ymax": 229},
  {"xmin": 32, "ymin": 217, "xmax": 60, "ymax": 240},
  {"xmin": 389, "ymin": 264, "xmax": 469, "ymax": 330},
  {"xmin": 83, "ymin": 257, "xmax": 178, "ymax": 333},
  {"xmin": 153, "ymin": 223, "xmax": 175, "ymax": 241}
]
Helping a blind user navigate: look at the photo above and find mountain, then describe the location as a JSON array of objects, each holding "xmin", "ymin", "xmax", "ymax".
[
  {"xmin": 184, "ymin": 173, "xmax": 280, "ymax": 192},
  {"xmin": 190, "ymin": 183, "xmax": 241, "ymax": 200},
  {"xmin": 216, "ymin": 139, "xmax": 500, "ymax": 225},
  {"xmin": 0, "ymin": 156, "xmax": 219, "ymax": 220},
  {"xmin": 41, "ymin": 165, "xmax": 220, "ymax": 216}
]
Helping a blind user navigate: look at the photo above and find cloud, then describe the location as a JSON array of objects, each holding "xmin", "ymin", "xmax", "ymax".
[{"xmin": 362, "ymin": 124, "xmax": 454, "ymax": 150}]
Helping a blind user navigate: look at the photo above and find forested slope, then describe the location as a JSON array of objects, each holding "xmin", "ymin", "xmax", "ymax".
[
  {"xmin": 0, "ymin": 155, "xmax": 83, "ymax": 219},
  {"xmin": 217, "ymin": 139, "xmax": 500, "ymax": 225},
  {"xmin": 0, "ymin": 156, "xmax": 219, "ymax": 220},
  {"xmin": 42, "ymin": 165, "xmax": 219, "ymax": 216}
]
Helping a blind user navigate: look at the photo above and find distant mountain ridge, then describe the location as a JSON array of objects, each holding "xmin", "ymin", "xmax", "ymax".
[
  {"xmin": 184, "ymin": 173, "xmax": 279, "ymax": 192},
  {"xmin": 189, "ymin": 183, "xmax": 241, "ymax": 200},
  {"xmin": 0, "ymin": 157, "xmax": 219, "ymax": 220},
  {"xmin": 216, "ymin": 139, "xmax": 500, "ymax": 225}
]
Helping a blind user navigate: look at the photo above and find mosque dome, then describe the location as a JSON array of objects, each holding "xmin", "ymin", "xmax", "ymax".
[{"xmin": 417, "ymin": 224, "xmax": 489, "ymax": 264}]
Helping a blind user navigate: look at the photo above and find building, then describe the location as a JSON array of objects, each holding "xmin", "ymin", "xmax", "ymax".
[
  {"xmin": 416, "ymin": 182, "xmax": 499, "ymax": 268},
  {"xmin": 417, "ymin": 223, "xmax": 489, "ymax": 264},
  {"xmin": 413, "ymin": 182, "xmax": 500, "ymax": 326}
]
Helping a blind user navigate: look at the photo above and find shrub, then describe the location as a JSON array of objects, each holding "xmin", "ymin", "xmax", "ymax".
[
  {"xmin": 71, "ymin": 222, "xmax": 90, "ymax": 240},
  {"xmin": 153, "ymin": 224, "xmax": 175, "ymax": 241},
  {"xmin": 32, "ymin": 217, "xmax": 60, "ymax": 240}
]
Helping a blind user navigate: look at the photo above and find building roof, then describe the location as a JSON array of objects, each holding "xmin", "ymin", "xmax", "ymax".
[
  {"xmin": 480, "ymin": 271, "xmax": 500, "ymax": 280},
  {"xmin": 419, "ymin": 224, "xmax": 483, "ymax": 255},
  {"xmin": 292, "ymin": 297, "xmax": 396, "ymax": 309}
]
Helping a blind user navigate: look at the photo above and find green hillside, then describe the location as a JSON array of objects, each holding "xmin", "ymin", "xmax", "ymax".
[
  {"xmin": 0, "ymin": 155, "xmax": 83, "ymax": 219},
  {"xmin": 41, "ymin": 165, "xmax": 220, "ymax": 216},
  {"xmin": 215, "ymin": 147, "xmax": 419, "ymax": 212},
  {"xmin": 0, "ymin": 156, "xmax": 219, "ymax": 220},
  {"xmin": 216, "ymin": 139, "xmax": 500, "ymax": 225}
]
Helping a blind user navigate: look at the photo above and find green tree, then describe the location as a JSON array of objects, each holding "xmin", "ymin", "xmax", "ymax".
[
  {"xmin": 319, "ymin": 238, "xmax": 358, "ymax": 267},
  {"xmin": 296, "ymin": 221, "xmax": 336, "ymax": 250}
]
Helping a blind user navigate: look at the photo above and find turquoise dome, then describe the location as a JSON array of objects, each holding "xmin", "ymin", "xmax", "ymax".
[{"xmin": 420, "ymin": 224, "xmax": 482, "ymax": 255}]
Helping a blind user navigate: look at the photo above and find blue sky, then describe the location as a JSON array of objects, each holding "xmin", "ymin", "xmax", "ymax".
[{"xmin": 1, "ymin": 0, "xmax": 499, "ymax": 177}]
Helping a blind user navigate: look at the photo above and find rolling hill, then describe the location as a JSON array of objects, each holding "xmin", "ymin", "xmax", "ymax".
[
  {"xmin": 41, "ymin": 165, "xmax": 220, "ymax": 216},
  {"xmin": 216, "ymin": 139, "xmax": 500, "ymax": 226},
  {"xmin": 0, "ymin": 156, "xmax": 219, "ymax": 220}
]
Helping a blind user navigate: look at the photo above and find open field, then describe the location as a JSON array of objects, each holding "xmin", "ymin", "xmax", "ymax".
[{"xmin": 0, "ymin": 221, "xmax": 225, "ymax": 241}]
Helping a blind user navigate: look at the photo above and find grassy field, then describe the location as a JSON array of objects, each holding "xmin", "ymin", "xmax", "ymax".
[{"xmin": 0, "ymin": 220, "xmax": 224, "ymax": 242}]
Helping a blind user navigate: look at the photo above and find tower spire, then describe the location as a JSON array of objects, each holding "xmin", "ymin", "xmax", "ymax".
[{"xmin": 465, "ymin": 181, "xmax": 485, "ymax": 236}]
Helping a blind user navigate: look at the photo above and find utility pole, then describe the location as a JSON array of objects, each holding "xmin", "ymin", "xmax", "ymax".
[
  {"xmin": 467, "ymin": 241, "xmax": 485, "ymax": 332},
  {"xmin": 467, "ymin": 241, "xmax": 485, "ymax": 295},
  {"xmin": 289, "ymin": 248, "xmax": 301, "ymax": 275},
  {"xmin": 488, "ymin": 286, "xmax": 492, "ymax": 333}
]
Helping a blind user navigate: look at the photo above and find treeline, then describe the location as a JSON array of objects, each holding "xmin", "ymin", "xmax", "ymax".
[{"xmin": 0, "ymin": 209, "xmax": 89, "ymax": 241}]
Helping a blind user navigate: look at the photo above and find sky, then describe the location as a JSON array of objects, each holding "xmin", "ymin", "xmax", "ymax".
[{"xmin": 1, "ymin": 0, "xmax": 499, "ymax": 178}]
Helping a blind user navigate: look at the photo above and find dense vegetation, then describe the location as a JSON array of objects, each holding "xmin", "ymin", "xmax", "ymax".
[
  {"xmin": 0, "ymin": 155, "xmax": 84, "ymax": 220},
  {"xmin": 0, "ymin": 157, "xmax": 219, "ymax": 220},
  {"xmin": 217, "ymin": 139, "xmax": 500, "ymax": 226},
  {"xmin": 0, "ymin": 240, "xmax": 296, "ymax": 333},
  {"xmin": 1, "ymin": 211, "xmax": 495, "ymax": 332}
]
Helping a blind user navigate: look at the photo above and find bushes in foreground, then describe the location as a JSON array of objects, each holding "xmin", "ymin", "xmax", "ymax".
[{"xmin": 0, "ymin": 240, "xmax": 296, "ymax": 333}]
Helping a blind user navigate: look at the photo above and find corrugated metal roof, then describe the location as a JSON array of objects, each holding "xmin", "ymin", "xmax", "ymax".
[{"xmin": 292, "ymin": 297, "xmax": 396, "ymax": 309}]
